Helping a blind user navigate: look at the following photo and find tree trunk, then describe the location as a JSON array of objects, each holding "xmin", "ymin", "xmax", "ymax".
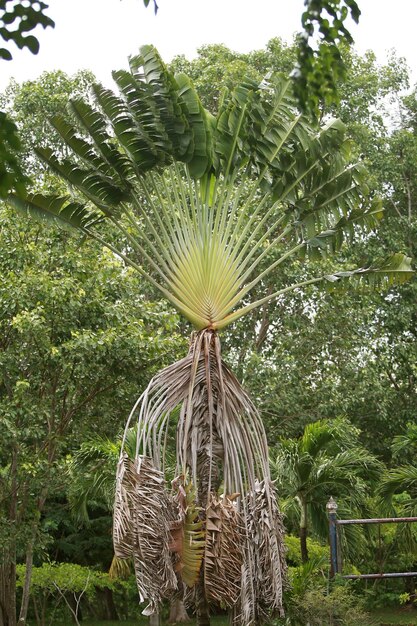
[
  {"xmin": 149, "ymin": 614, "xmax": 160, "ymax": 626},
  {"xmin": 0, "ymin": 447, "xmax": 18, "ymax": 626},
  {"xmin": 196, "ymin": 571, "xmax": 210, "ymax": 626},
  {"xmin": 67, "ymin": 594, "xmax": 83, "ymax": 624},
  {"xmin": 300, "ymin": 526, "xmax": 309, "ymax": 564},
  {"xmin": 0, "ymin": 561, "xmax": 16, "ymax": 626},
  {"xmin": 168, "ymin": 599, "xmax": 191, "ymax": 623},
  {"xmin": 17, "ymin": 531, "xmax": 36, "ymax": 625},
  {"xmin": 299, "ymin": 497, "xmax": 309, "ymax": 564},
  {"xmin": 96, "ymin": 588, "xmax": 119, "ymax": 620}
]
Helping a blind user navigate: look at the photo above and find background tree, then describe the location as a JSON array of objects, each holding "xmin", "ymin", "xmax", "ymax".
[
  {"xmin": 272, "ymin": 418, "xmax": 382, "ymax": 563},
  {"xmin": 0, "ymin": 204, "xmax": 182, "ymax": 626},
  {"xmin": 0, "ymin": 0, "xmax": 54, "ymax": 197}
]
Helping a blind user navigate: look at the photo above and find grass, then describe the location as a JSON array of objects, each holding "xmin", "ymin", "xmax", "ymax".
[
  {"xmin": 370, "ymin": 608, "xmax": 417, "ymax": 625},
  {"xmin": 56, "ymin": 608, "xmax": 417, "ymax": 625},
  {"xmin": 65, "ymin": 612, "xmax": 417, "ymax": 626},
  {"xmin": 75, "ymin": 619, "xmax": 228, "ymax": 626},
  {"xmin": 67, "ymin": 617, "xmax": 229, "ymax": 626}
]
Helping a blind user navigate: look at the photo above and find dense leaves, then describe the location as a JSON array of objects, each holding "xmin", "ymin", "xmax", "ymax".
[
  {"xmin": 0, "ymin": 0, "xmax": 54, "ymax": 61},
  {"xmin": 0, "ymin": 0, "xmax": 54, "ymax": 197},
  {"xmin": 294, "ymin": 0, "xmax": 361, "ymax": 114}
]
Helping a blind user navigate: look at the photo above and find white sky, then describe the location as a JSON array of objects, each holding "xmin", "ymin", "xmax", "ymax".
[{"xmin": 1, "ymin": 0, "xmax": 416, "ymax": 92}]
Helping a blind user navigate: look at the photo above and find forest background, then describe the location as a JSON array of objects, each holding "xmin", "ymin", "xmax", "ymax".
[{"xmin": 1, "ymin": 4, "xmax": 417, "ymax": 625}]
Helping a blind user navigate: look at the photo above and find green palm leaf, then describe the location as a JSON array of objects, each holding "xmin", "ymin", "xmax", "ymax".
[
  {"xmin": 10, "ymin": 192, "xmax": 100, "ymax": 231},
  {"xmin": 170, "ymin": 477, "xmax": 205, "ymax": 588}
]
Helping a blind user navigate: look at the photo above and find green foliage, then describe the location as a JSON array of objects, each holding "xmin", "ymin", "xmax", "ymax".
[
  {"xmin": 293, "ymin": 0, "xmax": 361, "ymax": 114},
  {"xmin": 273, "ymin": 418, "xmax": 382, "ymax": 561},
  {"xmin": 0, "ymin": 202, "xmax": 183, "ymax": 569},
  {"xmin": 0, "ymin": 69, "xmax": 96, "ymax": 181},
  {"xmin": 159, "ymin": 1, "xmax": 363, "ymax": 115},
  {"xmin": 284, "ymin": 534, "xmax": 328, "ymax": 566},
  {"xmin": 16, "ymin": 561, "xmax": 114, "ymax": 595},
  {"xmin": 274, "ymin": 552, "xmax": 370, "ymax": 626},
  {"xmin": 281, "ymin": 582, "xmax": 371, "ymax": 625},
  {"xmin": 0, "ymin": 108, "xmax": 28, "ymax": 197},
  {"xmin": 0, "ymin": 0, "xmax": 54, "ymax": 60},
  {"xmin": 0, "ymin": 0, "xmax": 55, "ymax": 196},
  {"xmin": 170, "ymin": 40, "xmax": 295, "ymax": 112}
]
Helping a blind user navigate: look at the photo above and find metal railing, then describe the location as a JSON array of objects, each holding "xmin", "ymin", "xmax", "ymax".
[{"xmin": 327, "ymin": 496, "xmax": 417, "ymax": 580}]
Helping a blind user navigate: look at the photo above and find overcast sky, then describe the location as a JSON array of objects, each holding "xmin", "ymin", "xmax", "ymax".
[{"xmin": 1, "ymin": 0, "xmax": 416, "ymax": 91}]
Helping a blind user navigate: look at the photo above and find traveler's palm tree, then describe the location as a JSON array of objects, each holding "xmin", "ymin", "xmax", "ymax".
[
  {"xmin": 9, "ymin": 46, "xmax": 412, "ymax": 625},
  {"xmin": 272, "ymin": 418, "xmax": 382, "ymax": 563}
]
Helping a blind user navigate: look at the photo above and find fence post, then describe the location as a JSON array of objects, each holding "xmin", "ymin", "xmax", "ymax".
[{"xmin": 327, "ymin": 496, "xmax": 339, "ymax": 578}]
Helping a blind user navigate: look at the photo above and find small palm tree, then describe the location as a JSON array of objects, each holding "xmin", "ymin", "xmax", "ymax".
[
  {"xmin": 376, "ymin": 426, "xmax": 417, "ymax": 577},
  {"xmin": 272, "ymin": 418, "xmax": 382, "ymax": 563},
  {"xmin": 379, "ymin": 423, "xmax": 417, "ymax": 516},
  {"xmin": 9, "ymin": 46, "xmax": 411, "ymax": 625}
]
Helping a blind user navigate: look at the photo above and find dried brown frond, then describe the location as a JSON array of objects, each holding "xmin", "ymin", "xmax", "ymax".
[
  {"xmin": 235, "ymin": 480, "xmax": 286, "ymax": 625},
  {"xmin": 118, "ymin": 330, "xmax": 287, "ymax": 620},
  {"xmin": 204, "ymin": 494, "xmax": 243, "ymax": 607},
  {"xmin": 113, "ymin": 454, "xmax": 177, "ymax": 615}
]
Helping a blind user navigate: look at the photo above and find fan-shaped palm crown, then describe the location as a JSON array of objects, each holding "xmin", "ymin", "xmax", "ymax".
[{"xmin": 10, "ymin": 45, "xmax": 412, "ymax": 331}]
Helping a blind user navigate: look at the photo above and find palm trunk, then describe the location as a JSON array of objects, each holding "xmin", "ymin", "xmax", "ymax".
[
  {"xmin": 168, "ymin": 599, "xmax": 190, "ymax": 623},
  {"xmin": 299, "ymin": 496, "xmax": 309, "ymax": 563},
  {"xmin": 196, "ymin": 571, "xmax": 210, "ymax": 626}
]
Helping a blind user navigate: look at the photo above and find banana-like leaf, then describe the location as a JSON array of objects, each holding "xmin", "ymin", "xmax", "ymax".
[
  {"xmin": 9, "ymin": 46, "xmax": 412, "ymax": 331},
  {"xmin": 34, "ymin": 146, "xmax": 128, "ymax": 209},
  {"xmin": 68, "ymin": 98, "xmax": 134, "ymax": 181},
  {"xmin": 326, "ymin": 253, "xmax": 413, "ymax": 287},
  {"xmin": 126, "ymin": 45, "xmax": 200, "ymax": 168},
  {"xmin": 170, "ymin": 476, "xmax": 205, "ymax": 588},
  {"xmin": 175, "ymin": 73, "xmax": 212, "ymax": 178},
  {"xmin": 9, "ymin": 192, "xmax": 100, "ymax": 231}
]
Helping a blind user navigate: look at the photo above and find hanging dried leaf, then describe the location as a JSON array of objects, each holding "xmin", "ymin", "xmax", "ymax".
[
  {"xmin": 236, "ymin": 480, "xmax": 286, "ymax": 624},
  {"xmin": 204, "ymin": 494, "xmax": 243, "ymax": 607},
  {"xmin": 109, "ymin": 555, "xmax": 132, "ymax": 580},
  {"xmin": 113, "ymin": 454, "xmax": 178, "ymax": 614},
  {"xmin": 119, "ymin": 329, "xmax": 287, "ymax": 622}
]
